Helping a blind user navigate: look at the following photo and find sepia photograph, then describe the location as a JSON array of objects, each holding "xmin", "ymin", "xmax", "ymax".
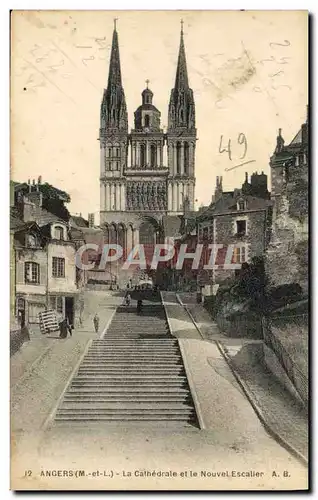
[{"xmin": 9, "ymin": 9, "xmax": 308, "ymax": 491}]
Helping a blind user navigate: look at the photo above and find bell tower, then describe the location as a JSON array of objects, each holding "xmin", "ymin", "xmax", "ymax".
[
  {"xmin": 100, "ymin": 20, "xmax": 128, "ymax": 223},
  {"xmin": 126, "ymin": 82, "xmax": 167, "ymax": 212},
  {"xmin": 167, "ymin": 20, "xmax": 196, "ymax": 214}
]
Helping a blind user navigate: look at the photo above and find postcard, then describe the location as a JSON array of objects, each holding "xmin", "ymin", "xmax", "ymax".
[{"xmin": 10, "ymin": 10, "xmax": 308, "ymax": 491}]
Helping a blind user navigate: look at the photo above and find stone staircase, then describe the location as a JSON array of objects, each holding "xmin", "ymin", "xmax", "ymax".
[{"xmin": 54, "ymin": 302, "xmax": 198, "ymax": 426}]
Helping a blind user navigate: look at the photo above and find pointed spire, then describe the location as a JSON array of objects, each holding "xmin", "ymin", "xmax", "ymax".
[
  {"xmin": 101, "ymin": 20, "xmax": 128, "ymax": 133},
  {"xmin": 175, "ymin": 19, "xmax": 189, "ymax": 90},
  {"xmin": 107, "ymin": 20, "xmax": 122, "ymax": 88}
]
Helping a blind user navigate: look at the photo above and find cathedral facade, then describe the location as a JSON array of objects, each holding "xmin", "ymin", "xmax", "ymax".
[{"xmin": 99, "ymin": 22, "xmax": 197, "ymax": 256}]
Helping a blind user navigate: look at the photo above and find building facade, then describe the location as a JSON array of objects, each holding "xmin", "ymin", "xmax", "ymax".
[
  {"xmin": 265, "ymin": 111, "xmax": 309, "ymax": 292},
  {"xmin": 196, "ymin": 173, "xmax": 272, "ymax": 294},
  {"xmin": 99, "ymin": 22, "xmax": 196, "ymax": 267},
  {"xmin": 11, "ymin": 180, "xmax": 81, "ymax": 327}
]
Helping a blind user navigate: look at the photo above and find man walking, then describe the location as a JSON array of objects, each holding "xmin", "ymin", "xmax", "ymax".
[{"xmin": 93, "ymin": 313, "xmax": 100, "ymax": 333}]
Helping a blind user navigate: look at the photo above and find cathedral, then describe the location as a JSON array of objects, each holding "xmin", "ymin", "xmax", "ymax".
[{"xmin": 99, "ymin": 20, "xmax": 196, "ymax": 258}]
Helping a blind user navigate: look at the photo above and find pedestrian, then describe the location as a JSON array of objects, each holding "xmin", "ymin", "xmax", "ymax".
[
  {"xmin": 59, "ymin": 318, "xmax": 68, "ymax": 339},
  {"xmin": 66, "ymin": 316, "xmax": 72, "ymax": 337},
  {"xmin": 125, "ymin": 292, "xmax": 131, "ymax": 307},
  {"xmin": 93, "ymin": 313, "xmax": 100, "ymax": 333},
  {"xmin": 137, "ymin": 299, "xmax": 143, "ymax": 314}
]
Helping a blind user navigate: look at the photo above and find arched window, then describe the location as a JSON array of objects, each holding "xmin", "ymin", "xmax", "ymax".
[
  {"xmin": 150, "ymin": 144, "xmax": 156, "ymax": 167},
  {"xmin": 176, "ymin": 142, "xmax": 181, "ymax": 174},
  {"xmin": 54, "ymin": 226, "xmax": 64, "ymax": 240},
  {"xmin": 237, "ymin": 200, "xmax": 246, "ymax": 211},
  {"xmin": 117, "ymin": 224, "xmax": 125, "ymax": 257},
  {"xmin": 109, "ymin": 224, "xmax": 117, "ymax": 245},
  {"xmin": 25, "ymin": 262, "xmax": 40, "ymax": 284},
  {"xmin": 140, "ymin": 144, "xmax": 146, "ymax": 167},
  {"xmin": 184, "ymin": 143, "xmax": 189, "ymax": 175},
  {"xmin": 144, "ymin": 114, "xmax": 150, "ymax": 128},
  {"xmin": 139, "ymin": 220, "xmax": 156, "ymax": 245}
]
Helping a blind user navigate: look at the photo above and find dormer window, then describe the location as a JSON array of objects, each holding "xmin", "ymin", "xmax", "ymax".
[
  {"xmin": 54, "ymin": 226, "xmax": 64, "ymax": 240},
  {"xmin": 237, "ymin": 199, "xmax": 246, "ymax": 211},
  {"xmin": 26, "ymin": 234, "xmax": 37, "ymax": 247}
]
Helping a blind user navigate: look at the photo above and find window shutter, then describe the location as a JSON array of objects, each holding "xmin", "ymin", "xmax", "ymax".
[{"xmin": 16, "ymin": 260, "xmax": 24, "ymax": 284}]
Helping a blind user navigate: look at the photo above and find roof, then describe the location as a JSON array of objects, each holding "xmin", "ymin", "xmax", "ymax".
[
  {"xmin": 10, "ymin": 207, "xmax": 40, "ymax": 233},
  {"xmin": 290, "ymin": 128, "xmax": 302, "ymax": 145},
  {"xmin": 36, "ymin": 208, "xmax": 65, "ymax": 227},
  {"xmin": 197, "ymin": 193, "xmax": 272, "ymax": 221},
  {"xmin": 70, "ymin": 215, "xmax": 89, "ymax": 228},
  {"xmin": 135, "ymin": 104, "xmax": 160, "ymax": 113}
]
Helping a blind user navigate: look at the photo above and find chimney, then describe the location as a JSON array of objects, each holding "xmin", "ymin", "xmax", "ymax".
[
  {"xmin": 88, "ymin": 213, "xmax": 95, "ymax": 228},
  {"xmin": 28, "ymin": 179, "xmax": 31, "ymax": 192},
  {"xmin": 38, "ymin": 175, "xmax": 42, "ymax": 185}
]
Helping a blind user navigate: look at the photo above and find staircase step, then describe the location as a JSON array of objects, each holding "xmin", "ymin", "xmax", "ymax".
[
  {"xmin": 60, "ymin": 402, "xmax": 192, "ymax": 410},
  {"xmin": 55, "ymin": 415, "xmax": 195, "ymax": 421},
  {"xmin": 83, "ymin": 355, "xmax": 180, "ymax": 360},
  {"xmin": 72, "ymin": 380, "xmax": 185, "ymax": 385},
  {"xmin": 54, "ymin": 301, "xmax": 197, "ymax": 426},
  {"xmin": 57, "ymin": 407, "xmax": 194, "ymax": 415},
  {"xmin": 63, "ymin": 395, "xmax": 190, "ymax": 402},
  {"xmin": 67, "ymin": 387, "xmax": 189, "ymax": 393}
]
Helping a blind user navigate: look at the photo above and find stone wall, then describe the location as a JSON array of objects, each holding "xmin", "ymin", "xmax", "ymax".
[{"xmin": 265, "ymin": 194, "xmax": 308, "ymax": 293}]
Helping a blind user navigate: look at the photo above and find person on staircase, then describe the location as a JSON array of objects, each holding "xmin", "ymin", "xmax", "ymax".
[
  {"xmin": 137, "ymin": 299, "xmax": 143, "ymax": 314},
  {"xmin": 125, "ymin": 292, "xmax": 131, "ymax": 307},
  {"xmin": 93, "ymin": 313, "xmax": 100, "ymax": 333}
]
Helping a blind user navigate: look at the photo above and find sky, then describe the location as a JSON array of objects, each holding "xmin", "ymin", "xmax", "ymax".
[{"xmin": 11, "ymin": 10, "xmax": 308, "ymax": 222}]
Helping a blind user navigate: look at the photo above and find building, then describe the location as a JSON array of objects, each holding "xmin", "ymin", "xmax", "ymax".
[
  {"xmin": 11, "ymin": 179, "xmax": 81, "ymax": 327},
  {"xmin": 99, "ymin": 21, "xmax": 196, "ymax": 282},
  {"xmin": 265, "ymin": 111, "xmax": 309, "ymax": 292},
  {"xmin": 196, "ymin": 173, "xmax": 273, "ymax": 294}
]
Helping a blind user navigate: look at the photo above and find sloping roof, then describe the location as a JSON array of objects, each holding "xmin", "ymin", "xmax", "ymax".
[
  {"xmin": 198, "ymin": 193, "xmax": 271, "ymax": 221},
  {"xmin": 70, "ymin": 215, "xmax": 89, "ymax": 228},
  {"xmin": 10, "ymin": 207, "xmax": 40, "ymax": 233},
  {"xmin": 290, "ymin": 128, "xmax": 302, "ymax": 145},
  {"xmin": 36, "ymin": 208, "xmax": 65, "ymax": 227}
]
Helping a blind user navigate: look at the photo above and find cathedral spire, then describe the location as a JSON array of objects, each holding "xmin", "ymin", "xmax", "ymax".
[
  {"xmin": 100, "ymin": 20, "xmax": 128, "ymax": 133},
  {"xmin": 174, "ymin": 19, "xmax": 189, "ymax": 90},
  {"xmin": 168, "ymin": 20, "xmax": 195, "ymax": 131},
  {"xmin": 107, "ymin": 19, "xmax": 122, "ymax": 88}
]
